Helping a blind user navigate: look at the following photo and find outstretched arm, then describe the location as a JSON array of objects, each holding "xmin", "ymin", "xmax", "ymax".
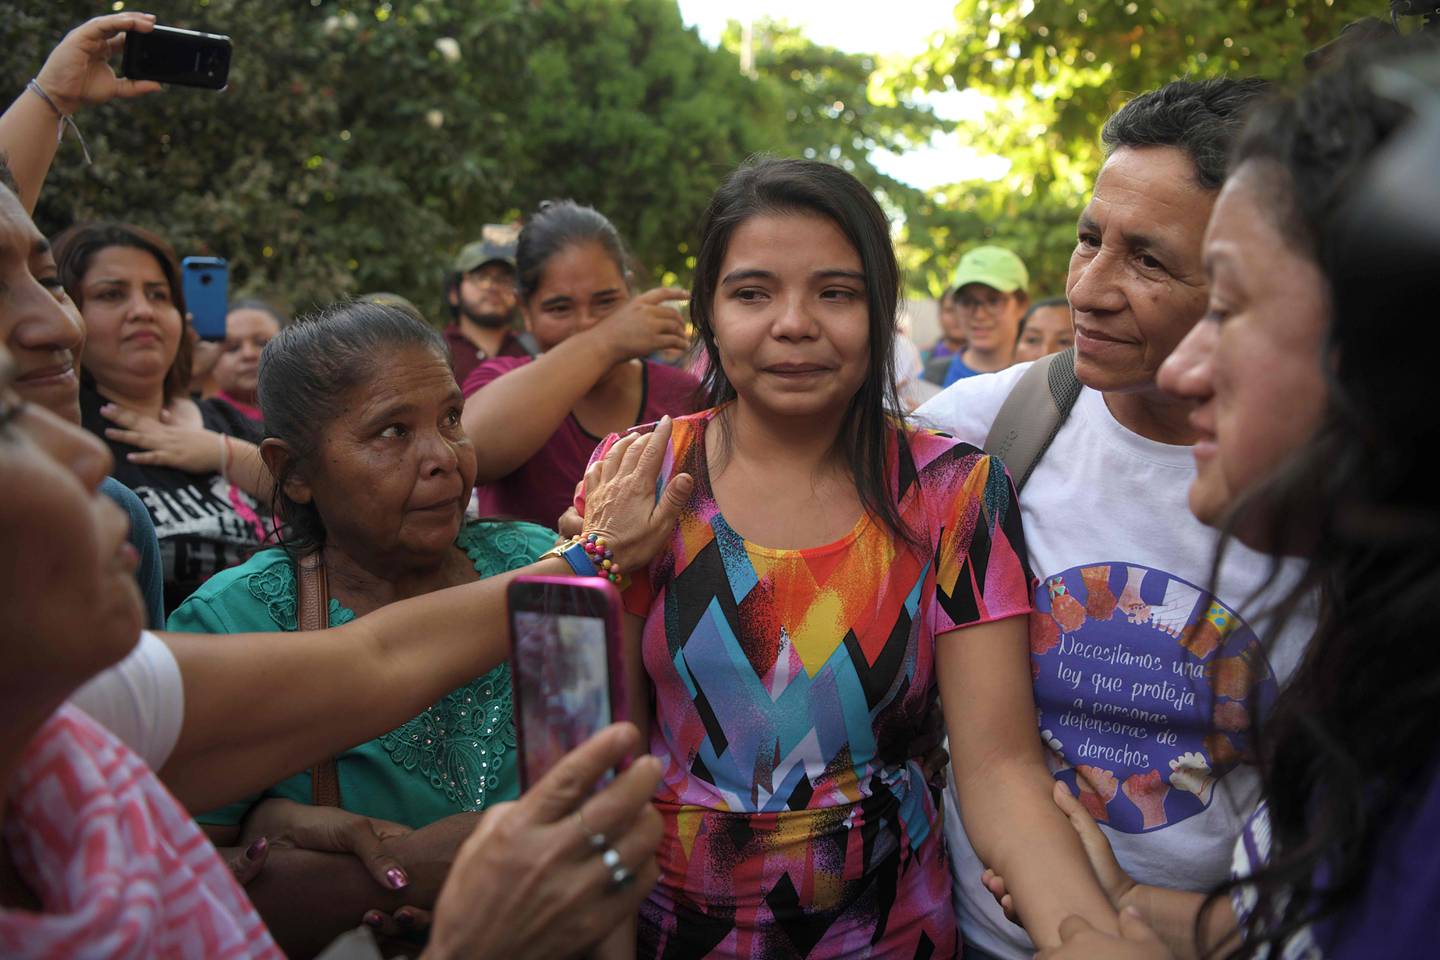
[
  {"xmin": 0, "ymin": 13, "xmax": 162, "ymax": 212},
  {"xmin": 157, "ymin": 555, "xmax": 568, "ymax": 811},
  {"xmin": 938, "ymin": 614, "xmax": 1119, "ymax": 948},
  {"xmin": 155, "ymin": 418, "xmax": 694, "ymax": 812}
]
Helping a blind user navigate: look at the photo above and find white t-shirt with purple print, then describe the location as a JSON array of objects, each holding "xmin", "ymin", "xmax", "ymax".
[{"xmin": 916, "ymin": 363, "xmax": 1313, "ymax": 960}]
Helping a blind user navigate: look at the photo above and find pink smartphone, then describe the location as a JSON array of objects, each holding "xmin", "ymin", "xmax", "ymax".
[{"xmin": 507, "ymin": 575, "xmax": 628, "ymax": 791}]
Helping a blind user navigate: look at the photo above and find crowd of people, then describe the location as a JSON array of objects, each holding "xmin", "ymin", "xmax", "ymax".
[{"xmin": 0, "ymin": 9, "xmax": 1435, "ymax": 960}]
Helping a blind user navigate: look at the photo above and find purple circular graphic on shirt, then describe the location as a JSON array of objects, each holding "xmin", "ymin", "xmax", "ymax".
[{"xmin": 1029, "ymin": 561, "xmax": 1278, "ymax": 834}]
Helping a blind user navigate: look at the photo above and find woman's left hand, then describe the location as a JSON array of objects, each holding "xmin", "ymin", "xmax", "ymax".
[
  {"xmin": 34, "ymin": 13, "xmax": 165, "ymax": 116},
  {"xmin": 240, "ymin": 798, "xmax": 417, "ymax": 894},
  {"xmin": 101, "ymin": 402, "xmax": 225, "ymax": 474},
  {"xmin": 581, "ymin": 416, "xmax": 694, "ymax": 576},
  {"xmin": 1035, "ymin": 909, "xmax": 1173, "ymax": 959}
]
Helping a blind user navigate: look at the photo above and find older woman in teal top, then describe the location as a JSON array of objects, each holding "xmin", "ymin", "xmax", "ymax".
[
  {"xmin": 170, "ymin": 520, "xmax": 551, "ymax": 824},
  {"xmin": 169, "ymin": 301, "xmax": 552, "ymax": 956}
]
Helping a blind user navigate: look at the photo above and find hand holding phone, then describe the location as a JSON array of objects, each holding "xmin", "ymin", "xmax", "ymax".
[
  {"xmin": 122, "ymin": 24, "xmax": 232, "ymax": 91},
  {"xmin": 508, "ymin": 576, "xmax": 628, "ymax": 790},
  {"xmin": 32, "ymin": 14, "xmax": 164, "ymax": 117}
]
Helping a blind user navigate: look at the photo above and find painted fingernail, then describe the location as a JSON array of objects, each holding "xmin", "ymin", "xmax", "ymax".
[
  {"xmin": 363, "ymin": 910, "xmax": 384, "ymax": 928},
  {"xmin": 386, "ymin": 867, "xmax": 408, "ymax": 889},
  {"xmin": 396, "ymin": 911, "xmax": 416, "ymax": 929},
  {"xmin": 245, "ymin": 837, "xmax": 267, "ymax": 860}
]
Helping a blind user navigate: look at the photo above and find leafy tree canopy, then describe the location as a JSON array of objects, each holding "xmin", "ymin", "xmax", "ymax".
[
  {"xmin": 2, "ymin": 1, "xmax": 1381, "ymax": 316},
  {"xmin": 887, "ymin": 0, "xmax": 1374, "ymax": 295}
]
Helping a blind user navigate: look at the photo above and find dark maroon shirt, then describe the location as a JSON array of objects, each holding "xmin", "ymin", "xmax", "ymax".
[
  {"xmin": 444, "ymin": 325, "xmax": 531, "ymax": 387},
  {"xmin": 462, "ymin": 357, "xmax": 701, "ymax": 529}
]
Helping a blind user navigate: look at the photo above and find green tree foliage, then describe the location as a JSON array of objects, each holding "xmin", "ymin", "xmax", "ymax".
[
  {"xmin": 719, "ymin": 19, "xmax": 964, "ymax": 299},
  {"xmin": 893, "ymin": 0, "xmax": 1372, "ymax": 295},
  {"xmin": 1, "ymin": 0, "xmax": 945, "ymax": 318},
  {"xmin": 2, "ymin": 1, "xmax": 1381, "ymax": 314}
]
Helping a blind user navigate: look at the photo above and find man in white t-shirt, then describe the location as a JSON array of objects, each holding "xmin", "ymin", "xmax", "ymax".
[{"xmin": 915, "ymin": 77, "xmax": 1312, "ymax": 960}]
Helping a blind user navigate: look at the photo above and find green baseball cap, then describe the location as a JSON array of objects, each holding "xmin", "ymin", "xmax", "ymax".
[
  {"xmin": 952, "ymin": 246, "xmax": 1029, "ymax": 294},
  {"xmin": 453, "ymin": 223, "xmax": 520, "ymax": 274}
]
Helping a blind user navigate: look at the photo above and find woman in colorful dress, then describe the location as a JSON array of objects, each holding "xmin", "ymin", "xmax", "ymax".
[
  {"xmin": 168, "ymin": 301, "xmax": 554, "ymax": 957},
  {"xmin": 589, "ymin": 158, "xmax": 1117, "ymax": 958}
]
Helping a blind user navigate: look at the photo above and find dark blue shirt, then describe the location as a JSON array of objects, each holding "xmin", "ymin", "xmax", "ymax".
[
  {"xmin": 101, "ymin": 477, "xmax": 166, "ymax": 629},
  {"xmin": 941, "ymin": 352, "xmax": 984, "ymax": 387}
]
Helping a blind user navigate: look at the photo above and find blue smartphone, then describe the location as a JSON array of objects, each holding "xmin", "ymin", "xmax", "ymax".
[{"xmin": 182, "ymin": 256, "xmax": 229, "ymax": 341}]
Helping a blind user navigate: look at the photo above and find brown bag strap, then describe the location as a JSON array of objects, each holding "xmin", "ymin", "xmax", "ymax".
[{"xmin": 296, "ymin": 551, "xmax": 343, "ymax": 807}]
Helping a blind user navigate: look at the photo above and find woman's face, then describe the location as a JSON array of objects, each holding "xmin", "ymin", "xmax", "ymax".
[
  {"xmin": 1014, "ymin": 304, "xmax": 1075, "ymax": 364},
  {"xmin": 0, "ymin": 187, "xmax": 86, "ymax": 422},
  {"xmin": 78, "ymin": 245, "xmax": 184, "ymax": 391},
  {"xmin": 1158, "ymin": 162, "xmax": 1331, "ymax": 531},
  {"xmin": 0, "ymin": 347, "xmax": 142, "ymax": 690},
  {"xmin": 214, "ymin": 307, "xmax": 281, "ymax": 399},
  {"xmin": 710, "ymin": 212, "xmax": 871, "ymax": 422},
  {"xmin": 521, "ymin": 241, "xmax": 628, "ymax": 353},
  {"xmin": 288, "ymin": 346, "xmax": 477, "ymax": 568}
]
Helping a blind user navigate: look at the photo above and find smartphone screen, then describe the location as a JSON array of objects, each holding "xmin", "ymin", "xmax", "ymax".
[
  {"xmin": 122, "ymin": 25, "xmax": 232, "ymax": 90},
  {"xmin": 508, "ymin": 577, "xmax": 624, "ymax": 790}
]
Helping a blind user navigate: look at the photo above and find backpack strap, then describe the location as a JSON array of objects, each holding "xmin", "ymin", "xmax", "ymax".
[
  {"xmin": 922, "ymin": 352, "xmax": 953, "ymax": 386},
  {"xmin": 296, "ymin": 551, "xmax": 343, "ymax": 808},
  {"xmin": 983, "ymin": 347, "xmax": 1082, "ymax": 492}
]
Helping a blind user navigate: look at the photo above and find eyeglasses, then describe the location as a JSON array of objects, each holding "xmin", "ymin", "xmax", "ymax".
[{"xmin": 956, "ymin": 291, "xmax": 1011, "ymax": 312}]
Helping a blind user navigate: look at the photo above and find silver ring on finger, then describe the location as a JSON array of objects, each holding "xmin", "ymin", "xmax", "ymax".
[
  {"xmin": 602, "ymin": 846, "xmax": 634, "ymax": 889},
  {"xmin": 575, "ymin": 808, "xmax": 608, "ymax": 851}
]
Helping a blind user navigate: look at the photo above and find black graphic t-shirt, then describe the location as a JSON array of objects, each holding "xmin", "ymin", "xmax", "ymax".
[{"xmin": 80, "ymin": 382, "xmax": 272, "ymax": 615}]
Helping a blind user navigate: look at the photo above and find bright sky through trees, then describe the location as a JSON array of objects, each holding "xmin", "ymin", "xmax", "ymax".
[{"xmin": 676, "ymin": 0, "xmax": 1002, "ymax": 189}]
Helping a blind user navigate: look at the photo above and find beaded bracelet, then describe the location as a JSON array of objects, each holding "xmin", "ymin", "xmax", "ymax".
[
  {"xmin": 544, "ymin": 534, "xmax": 629, "ymax": 587},
  {"xmin": 579, "ymin": 533, "xmax": 626, "ymax": 585}
]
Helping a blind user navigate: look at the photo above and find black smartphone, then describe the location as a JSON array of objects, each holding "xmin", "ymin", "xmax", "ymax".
[{"xmin": 121, "ymin": 25, "xmax": 232, "ymax": 91}]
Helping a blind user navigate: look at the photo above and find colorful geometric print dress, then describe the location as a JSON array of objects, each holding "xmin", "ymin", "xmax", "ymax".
[{"xmin": 601, "ymin": 407, "xmax": 1033, "ymax": 959}]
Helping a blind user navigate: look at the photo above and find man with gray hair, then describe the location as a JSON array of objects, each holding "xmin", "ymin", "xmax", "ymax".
[{"xmin": 917, "ymin": 77, "xmax": 1314, "ymax": 959}]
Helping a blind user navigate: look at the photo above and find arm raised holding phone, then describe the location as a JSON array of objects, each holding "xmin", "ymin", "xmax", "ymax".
[{"xmin": 0, "ymin": 13, "xmax": 163, "ymax": 212}]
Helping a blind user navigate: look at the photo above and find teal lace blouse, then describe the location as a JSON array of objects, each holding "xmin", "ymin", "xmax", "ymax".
[{"xmin": 169, "ymin": 520, "xmax": 555, "ymax": 829}]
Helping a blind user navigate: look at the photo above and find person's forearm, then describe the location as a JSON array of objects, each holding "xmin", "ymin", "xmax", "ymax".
[
  {"xmin": 1122, "ymin": 883, "xmax": 1237, "ymax": 960},
  {"xmin": 0, "ymin": 88, "xmax": 63, "ymax": 213},
  {"xmin": 463, "ymin": 331, "xmax": 618, "ymax": 481},
  {"xmin": 239, "ymin": 847, "xmax": 425, "ymax": 959},
  {"xmin": 955, "ymin": 759, "xmax": 1119, "ymax": 948},
  {"xmin": 158, "ymin": 556, "xmax": 572, "ymax": 811},
  {"xmin": 223, "ymin": 437, "xmax": 273, "ymax": 501}
]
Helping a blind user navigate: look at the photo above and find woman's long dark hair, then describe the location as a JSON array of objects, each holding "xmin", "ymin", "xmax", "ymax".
[
  {"xmin": 690, "ymin": 157, "xmax": 915, "ymax": 548},
  {"xmin": 52, "ymin": 221, "xmax": 193, "ymax": 403},
  {"xmin": 257, "ymin": 300, "xmax": 450, "ymax": 558},
  {"xmin": 1205, "ymin": 37, "xmax": 1439, "ymax": 957}
]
